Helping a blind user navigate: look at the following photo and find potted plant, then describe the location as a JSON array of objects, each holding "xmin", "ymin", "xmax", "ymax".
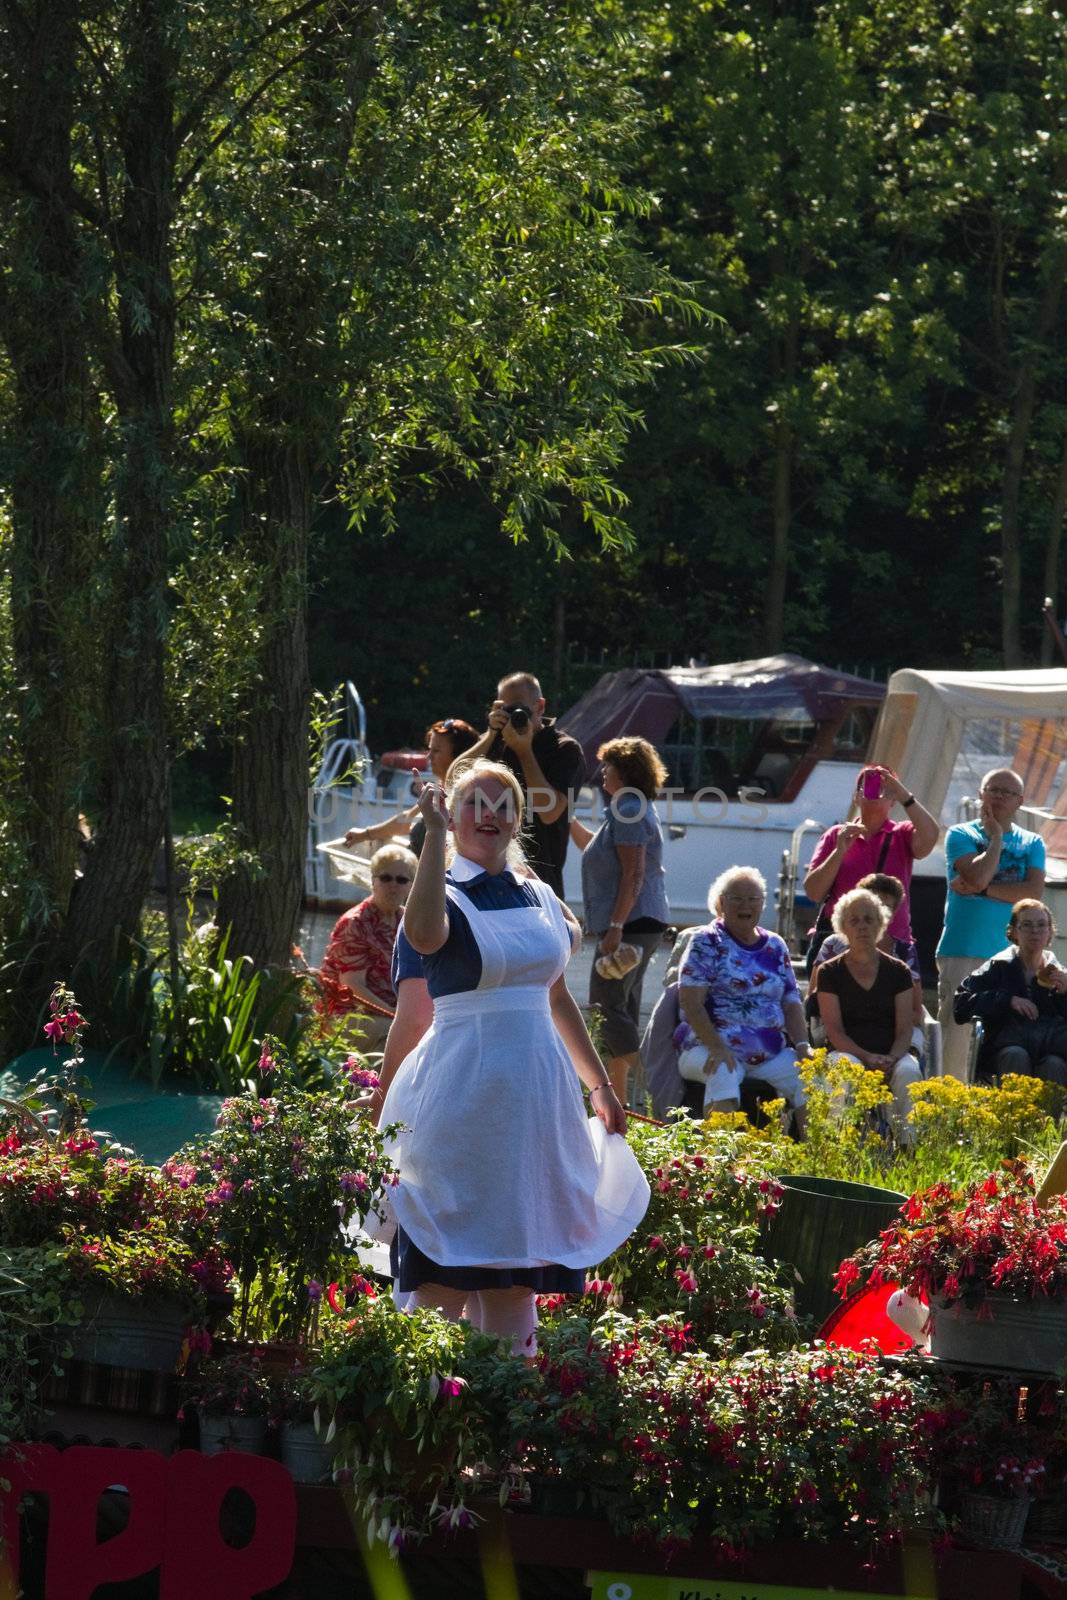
[
  {"xmin": 57, "ymin": 1221, "xmax": 228, "ymax": 1371},
  {"xmin": 308, "ymin": 1280, "xmax": 525, "ymax": 1551},
  {"xmin": 586, "ymin": 1116, "xmax": 797, "ymax": 1351},
  {"xmin": 934, "ymin": 1396, "xmax": 1047, "ymax": 1550},
  {"xmin": 175, "ymin": 1039, "xmax": 396, "ymax": 1346},
  {"xmin": 270, "ymin": 1362, "xmax": 337, "ymax": 1484},
  {"xmin": 181, "ymin": 1348, "xmax": 272, "ymax": 1455},
  {"xmin": 834, "ymin": 1163, "xmax": 1067, "ymax": 1372}
]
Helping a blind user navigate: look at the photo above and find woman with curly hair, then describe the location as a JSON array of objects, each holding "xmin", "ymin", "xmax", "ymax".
[{"xmin": 569, "ymin": 736, "xmax": 671, "ymax": 1103}]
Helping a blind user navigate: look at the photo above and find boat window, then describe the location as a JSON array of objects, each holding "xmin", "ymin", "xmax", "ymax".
[
  {"xmin": 828, "ymin": 707, "xmax": 876, "ymax": 762},
  {"xmin": 660, "ymin": 713, "xmax": 821, "ymax": 799}
]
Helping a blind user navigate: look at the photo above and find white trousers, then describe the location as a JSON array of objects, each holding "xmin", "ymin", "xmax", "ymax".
[
  {"xmin": 937, "ymin": 955, "xmax": 983, "ymax": 1082},
  {"xmin": 678, "ymin": 1045, "xmax": 805, "ymax": 1110}
]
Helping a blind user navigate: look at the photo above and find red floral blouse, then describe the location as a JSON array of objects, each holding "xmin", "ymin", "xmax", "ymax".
[{"xmin": 317, "ymin": 898, "xmax": 398, "ymax": 1018}]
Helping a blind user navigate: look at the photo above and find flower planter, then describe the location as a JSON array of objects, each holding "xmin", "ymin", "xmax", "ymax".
[
  {"xmin": 280, "ymin": 1421, "xmax": 336, "ymax": 1484},
  {"xmin": 929, "ymin": 1294, "xmax": 1067, "ymax": 1374},
  {"xmin": 761, "ymin": 1176, "xmax": 907, "ymax": 1323},
  {"xmin": 69, "ymin": 1294, "xmax": 190, "ymax": 1373},
  {"xmin": 198, "ymin": 1412, "xmax": 268, "ymax": 1455},
  {"xmin": 959, "ymin": 1491, "xmax": 1031, "ymax": 1550}
]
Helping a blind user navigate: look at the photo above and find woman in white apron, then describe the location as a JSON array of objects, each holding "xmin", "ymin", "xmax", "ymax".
[{"xmin": 379, "ymin": 759, "xmax": 649, "ymax": 1354}]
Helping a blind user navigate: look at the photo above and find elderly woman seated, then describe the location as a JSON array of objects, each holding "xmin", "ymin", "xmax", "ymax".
[
  {"xmin": 317, "ymin": 843, "xmax": 418, "ymax": 1045},
  {"xmin": 815, "ymin": 886, "xmax": 923, "ymax": 1137},
  {"xmin": 954, "ymin": 899, "xmax": 1067, "ymax": 1086},
  {"xmin": 672, "ymin": 866, "xmax": 808, "ymax": 1123}
]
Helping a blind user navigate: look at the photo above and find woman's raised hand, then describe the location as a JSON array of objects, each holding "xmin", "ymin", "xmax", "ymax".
[{"xmin": 417, "ymin": 780, "xmax": 449, "ymax": 834}]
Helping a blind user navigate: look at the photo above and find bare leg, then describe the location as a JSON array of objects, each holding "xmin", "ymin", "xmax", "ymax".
[
  {"xmin": 607, "ymin": 1051, "xmax": 638, "ymax": 1103},
  {"xmin": 412, "ymin": 1282, "xmax": 468, "ymax": 1322},
  {"xmin": 472, "ymin": 1287, "xmax": 539, "ymax": 1357}
]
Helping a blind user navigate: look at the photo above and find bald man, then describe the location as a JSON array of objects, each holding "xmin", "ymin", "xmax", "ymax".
[
  {"xmin": 937, "ymin": 768, "xmax": 1046, "ymax": 1081},
  {"xmin": 466, "ymin": 671, "xmax": 584, "ymax": 896}
]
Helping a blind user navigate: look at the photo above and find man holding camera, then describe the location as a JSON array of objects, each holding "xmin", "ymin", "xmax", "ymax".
[{"xmin": 465, "ymin": 671, "xmax": 585, "ymax": 896}]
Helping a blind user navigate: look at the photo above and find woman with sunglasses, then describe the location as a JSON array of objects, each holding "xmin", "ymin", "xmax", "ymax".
[
  {"xmin": 345, "ymin": 718, "xmax": 479, "ymax": 856},
  {"xmin": 316, "ymin": 843, "xmax": 418, "ymax": 1044}
]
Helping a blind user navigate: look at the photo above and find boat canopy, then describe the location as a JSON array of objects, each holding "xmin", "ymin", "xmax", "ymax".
[
  {"xmin": 867, "ymin": 667, "xmax": 1067, "ymax": 851},
  {"xmin": 559, "ymin": 655, "xmax": 885, "ymax": 782}
]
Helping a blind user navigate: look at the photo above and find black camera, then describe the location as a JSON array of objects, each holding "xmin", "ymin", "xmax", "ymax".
[{"xmin": 502, "ymin": 704, "xmax": 531, "ymax": 731}]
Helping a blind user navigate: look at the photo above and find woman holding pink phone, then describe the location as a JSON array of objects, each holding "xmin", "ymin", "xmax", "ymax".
[{"xmin": 802, "ymin": 765, "xmax": 939, "ymax": 973}]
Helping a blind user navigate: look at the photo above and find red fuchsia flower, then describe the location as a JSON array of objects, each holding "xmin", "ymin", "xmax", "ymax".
[
  {"xmin": 675, "ymin": 1244, "xmax": 692, "ymax": 1259},
  {"xmin": 257, "ymin": 1045, "xmax": 276, "ymax": 1074},
  {"xmin": 584, "ymin": 1277, "xmax": 604, "ymax": 1295},
  {"xmin": 646, "ymin": 1235, "xmax": 664, "ymax": 1251},
  {"xmin": 43, "ymin": 1019, "xmax": 66, "ymax": 1044},
  {"xmin": 675, "ymin": 1268, "xmax": 698, "ymax": 1293},
  {"xmin": 339, "ymin": 1171, "xmax": 369, "ymax": 1195},
  {"xmin": 703, "ymin": 1244, "xmax": 718, "ymax": 1260},
  {"xmin": 438, "ymin": 1377, "xmax": 465, "ymax": 1398}
]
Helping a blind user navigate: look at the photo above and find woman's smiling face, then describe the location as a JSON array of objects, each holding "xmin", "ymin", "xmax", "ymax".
[{"xmin": 451, "ymin": 776, "xmax": 518, "ymax": 861}]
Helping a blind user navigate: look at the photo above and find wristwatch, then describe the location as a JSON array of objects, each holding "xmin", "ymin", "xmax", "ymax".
[{"xmin": 902, "ymin": 793, "xmax": 916, "ymax": 808}]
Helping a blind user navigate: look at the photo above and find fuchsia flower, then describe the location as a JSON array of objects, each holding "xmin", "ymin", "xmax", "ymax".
[
  {"xmin": 306, "ymin": 1279, "xmax": 323, "ymax": 1302},
  {"xmin": 438, "ymin": 1376, "xmax": 465, "ymax": 1399},
  {"xmin": 43, "ymin": 1019, "xmax": 66, "ymax": 1044},
  {"xmin": 675, "ymin": 1268, "xmax": 699, "ymax": 1293},
  {"xmin": 339, "ymin": 1171, "xmax": 369, "ymax": 1195}
]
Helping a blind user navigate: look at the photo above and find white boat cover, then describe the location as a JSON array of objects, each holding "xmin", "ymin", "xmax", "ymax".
[{"xmin": 868, "ymin": 668, "xmax": 1067, "ymax": 859}]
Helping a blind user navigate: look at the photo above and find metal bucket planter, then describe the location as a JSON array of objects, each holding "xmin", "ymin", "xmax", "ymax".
[
  {"xmin": 959, "ymin": 1491, "xmax": 1031, "ymax": 1550},
  {"xmin": 198, "ymin": 1412, "xmax": 268, "ymax": 1455},
  {"xmin": 760, "ymin": 1175, "xmax": 907, "ymax": 1323},
  {"xmin": 929, "ymin": 1294, "xmax": 1067, "ymax": 1374},
  {"xmin": 69, "ymin": 1294, "xmax": 190, "ymax": 1373},
  {"xmin": 279, "ymin": 1421, "xmax": 336, "ymax": 1484}
]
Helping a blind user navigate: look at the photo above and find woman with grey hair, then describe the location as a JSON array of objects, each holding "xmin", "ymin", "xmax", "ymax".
[
  {"xmin": 672, "ymin": 866, "xmax": 808, "ymax": 1116},
  {"xmin": 317, "ymin": 842, "xmax": 418, "ymax": 1043},
  {"xmin": 816, "ymin": 886, "xmax": 922, "ymax": 1135}
]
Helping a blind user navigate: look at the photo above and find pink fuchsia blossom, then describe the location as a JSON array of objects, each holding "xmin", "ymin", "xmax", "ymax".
[
  {"xmin": 646, "ymin": 1235, "xmax": 664, "ymax": 1251},
  {"xmin": 43, "ymin": 1019, "xmax": 66, "ymax": 1044},
  {"xmin": 339, "ymin": 1171, "xmax": 369, "ymax": 1195},
  {"xmin": 675, "ymin": 1269, "xmax": 699, "ymax": 1293},
  {"xmin": 257, "ymin": 1045, "xmax": 276, "ymax": 1074},
  {"xmin": 438, "ymin": 1376, "xmax": 465, "ymax": 1398},
  {"xmin": 675, "ymin": 1244, "xmax": 692, "ymax": 1259}
]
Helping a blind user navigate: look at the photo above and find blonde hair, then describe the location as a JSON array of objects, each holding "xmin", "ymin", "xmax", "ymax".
[
  {"xmin": 370, "ymin": 843, "xmax": 418, "ymax": 877},
  {"xmin": 447, "ymin": 759, "xmax": 528, "ymax": 871},
  {"xmin": 708, "ymin": 865, "xmax": 766, "ymax": 916},
  {"xmin": 832, "ymin": 886, "xmax": 890, "ymax": 938}
]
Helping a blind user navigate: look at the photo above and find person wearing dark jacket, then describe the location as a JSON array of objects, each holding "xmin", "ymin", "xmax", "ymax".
[{"xmin": 953, "ymin": 899, "xmax": 1067, "ymax": 1085}]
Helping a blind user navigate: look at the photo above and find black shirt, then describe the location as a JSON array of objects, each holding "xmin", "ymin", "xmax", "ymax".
[{"xmin": 490, "ymin": 718, "xmax": 585, "ymax": 897}]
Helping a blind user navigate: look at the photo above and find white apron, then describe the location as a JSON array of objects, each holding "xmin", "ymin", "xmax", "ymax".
[{"xmin": 379, "ymin": 875, "xmax": 649, "ymax": 1269}]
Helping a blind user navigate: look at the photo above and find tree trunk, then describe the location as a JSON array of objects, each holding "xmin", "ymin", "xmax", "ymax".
[
  {"xmin": 214, "ymin": 447, "xmax": 312, "ymax": 969},
  {"xmin": 1041, "ymin": 434, "xmax": 1067, "ymax": 665},
  {"xmin": 999, "ymin": 240, "xmax": 1067, "ymax": 668},
  {"xmin": 0, "ymin": 3, "xmax": 103, "ymax": 928},
  {"xmin": 215, "ymin": 9, "xmax": 376, "ymax": 968},
  {"xmin": 62, "ymin": 0, "xmax": 176, "ymax": 959}
]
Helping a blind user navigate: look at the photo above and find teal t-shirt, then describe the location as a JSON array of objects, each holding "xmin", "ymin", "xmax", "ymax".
[{"xmin": 936, "ymin": 820, "xmax": 1045, "ymax": 958}]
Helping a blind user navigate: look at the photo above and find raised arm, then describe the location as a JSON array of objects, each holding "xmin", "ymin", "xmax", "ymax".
[{"xmin": 402, "ymin": 785, "xmax": 450, "ymax": 954}]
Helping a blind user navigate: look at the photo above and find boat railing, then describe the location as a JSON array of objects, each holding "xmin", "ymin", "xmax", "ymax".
[{"xmin": 776, "ymin": 818, "xmax": 824, "ymax": 953}]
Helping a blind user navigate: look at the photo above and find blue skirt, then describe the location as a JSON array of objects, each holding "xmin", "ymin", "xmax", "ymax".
[{"xmin": 392, "ymin": 1226, "xmax": 585, "ymax": 1295}]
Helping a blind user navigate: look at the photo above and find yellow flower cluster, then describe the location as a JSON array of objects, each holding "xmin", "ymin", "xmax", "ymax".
[{"xmin": 699, "ymin": 1051, "xmax": 1067, "ymax": 1192}]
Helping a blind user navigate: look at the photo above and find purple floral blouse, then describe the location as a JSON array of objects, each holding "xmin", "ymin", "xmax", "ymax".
[{"xmin": 673, "ymin": 920, "xmax": 801, "ymax": 1066}]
